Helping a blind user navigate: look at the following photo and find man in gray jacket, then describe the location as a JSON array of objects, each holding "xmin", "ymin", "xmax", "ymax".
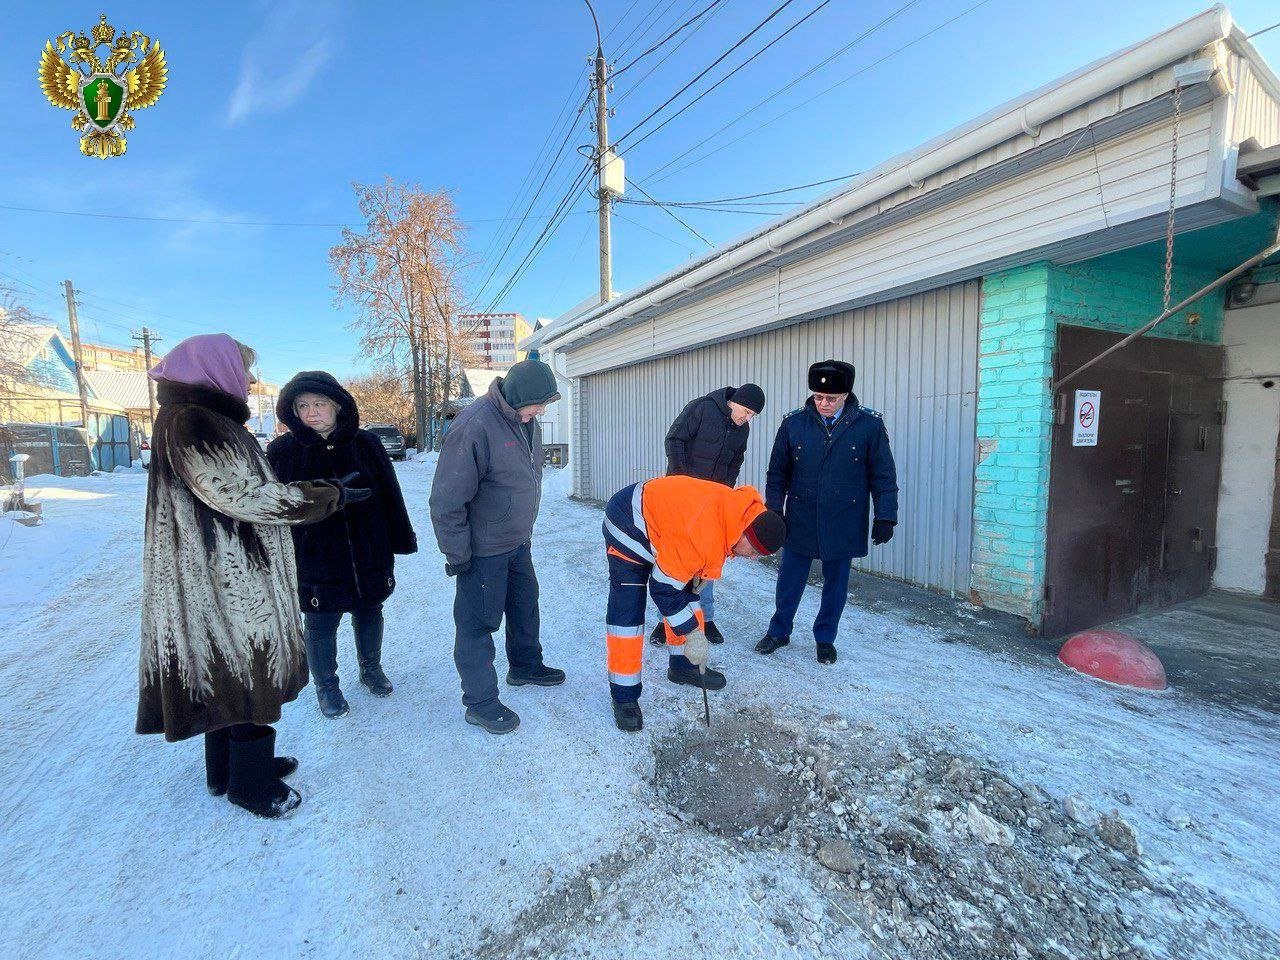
[{"xmin": 429, "ymin": 359, "xmax": 565, "ymax": 734}]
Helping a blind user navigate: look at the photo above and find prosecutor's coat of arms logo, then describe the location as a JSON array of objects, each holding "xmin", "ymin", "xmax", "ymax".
[{"xmin": 38, "ymin": 14, "xmax": 168, "ymax": 159}]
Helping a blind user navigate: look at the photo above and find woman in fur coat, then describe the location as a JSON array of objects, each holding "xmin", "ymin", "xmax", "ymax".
[{"xmin": 137, "ymin": 334, "xmax": 369, "ymax": 819}]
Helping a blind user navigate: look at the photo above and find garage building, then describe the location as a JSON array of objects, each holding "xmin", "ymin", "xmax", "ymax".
[{"xmin": 524, "ymin": 7, "xmax": 1280, "ymax": 635}]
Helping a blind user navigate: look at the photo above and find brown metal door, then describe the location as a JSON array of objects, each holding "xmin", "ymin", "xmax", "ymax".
[
  {"xmin": 1044, "ymin": 367, "xmax": 1170, "ymax": 636},
  {"xmin": 1043, "ymin": 326, "xmax": 1223, "ymax": 637},
  {"xmin": 1159, "ymin": 376, "xmax": 1223, "ymax": 602}
]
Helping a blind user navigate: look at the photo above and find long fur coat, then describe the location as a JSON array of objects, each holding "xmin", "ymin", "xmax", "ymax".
[{"xmin": 137, "ymin": 380, "xmax": 342, "ymax": 742}]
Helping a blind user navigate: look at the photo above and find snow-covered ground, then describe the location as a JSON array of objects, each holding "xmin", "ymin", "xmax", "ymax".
[{"xmin": 0, "ymin": 462, "xmax": 1277, "ymax": 960}]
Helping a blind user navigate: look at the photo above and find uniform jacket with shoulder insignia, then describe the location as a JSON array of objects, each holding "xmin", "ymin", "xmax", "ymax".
[{"xmin": 765, "ymin": 394, "xmax": 898, "ymax": 561}]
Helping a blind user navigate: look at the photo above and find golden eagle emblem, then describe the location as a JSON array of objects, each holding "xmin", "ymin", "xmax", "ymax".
[{"xmin": 38, "ymin": 14, "xmax": 168, "ymax": 159}]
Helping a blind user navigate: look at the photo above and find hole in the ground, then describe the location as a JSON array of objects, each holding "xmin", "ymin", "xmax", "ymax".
[{"xmin": 651, "ymin": 711, "xmax": 813, "ymax": 836}]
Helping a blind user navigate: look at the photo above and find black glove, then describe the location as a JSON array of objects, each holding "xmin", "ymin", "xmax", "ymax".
[
  {"xmin": 332, "ymin": 471, "xmax": 371, "ymax": 506},
  {"xmin": 445, "ymin": 560, "xmax": 472, "ymax": 577},
  {"xmin": 871, "ymin": 519, "xmax": 895, "ymax": 545}
]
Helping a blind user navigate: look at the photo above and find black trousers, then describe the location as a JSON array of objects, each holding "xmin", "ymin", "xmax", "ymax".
[{"xmin": 452, "ymin": 542, "xmax": 543, "ymax": 708}]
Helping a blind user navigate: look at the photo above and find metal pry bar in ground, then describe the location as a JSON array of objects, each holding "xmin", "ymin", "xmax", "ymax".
[{"xmin": 699, "ymin": 666, "xmax": 711, "ymax": 727}]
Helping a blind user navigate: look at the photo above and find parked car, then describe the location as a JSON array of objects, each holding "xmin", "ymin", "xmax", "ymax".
[{"xmin": 365, "ymin": 423, "xmax": 407, "ymax": 461}]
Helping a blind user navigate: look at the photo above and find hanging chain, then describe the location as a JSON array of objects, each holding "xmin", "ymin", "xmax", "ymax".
[{"xmin": 1163, "ymin": 82, "xmax": 1182, "ymax": 313}]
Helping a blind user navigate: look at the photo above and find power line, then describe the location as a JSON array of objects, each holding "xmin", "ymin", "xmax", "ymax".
[
  {"xmin": 604, "ymin": 0, "xmax": 648, "ymax": 43},
  {"xmin": 614, "ymin": 0, "xmax": 729, "ymax": 105},
  {"xmin": 621, "ymin": 0, "xmax": 836, "ymax": 157},
  {"xmin": 618, "ymin": 199, "xmax": 795, "ymax": 215},
  {"xmin": 619, "ymin": 198, "xmax": 798, "ymax": 215},
  {"xmin": 653, "ymin": 0, "xmax": 991, "ymax": 183},
  {"xmin": 475, "ymin": 64, "xmax": 591, "ymax": 270},
  {"xmin": 1247, "ymin": 21, "xmax": 1279, "ymax": 39},
  {"xmin": 648, "ymin": 0, "xmax": 925, "ymax": 182},
  {"xmin": 612, "ymin": 0, "xmax": 800, "ymax": 151},
  {"xmin": 613, "ymin": 0, "xmax": 726, "ymax": 77},
  {"xmin": 0, "ymin": 199, "xmax": 596, "ymax": 229},
  {"xmin": 646, "ymin": 172, "xmax": 862, "ymax": 203},
  {"xmin": 611, "ymin": 0, "xmax": 676, "ymax": 63},
  {"xmin": 485, "ymin": 163, "xmax": 595, "ymax": 311},
  {"xmin": 471, "ymin": 90, "xmax": 593, "ymax": 301},
  {"xmin": 625, "ymin": 175, "xmax": 711, "ymax": 245},
  {"xmin": 614, "ymin": 208, "xmax": 700, "ymax": 254}
]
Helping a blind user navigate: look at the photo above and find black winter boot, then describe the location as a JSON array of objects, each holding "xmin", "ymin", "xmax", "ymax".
[
  {"xmin": 226, "ymin": 726, "xmax": 301, "ymax": 819},
  {"xmin": 816, "ymin": 643, "xmax": 838, "ymax": 664},
  {"xmin": 465, "ymin": 700, "xmax": 521, "ymax": 735},
  {"xmin": 704, "ymin": 620, "xmax": 725, "ymax": 645},
  {"xmin": 359, "ymin": 665, "xmax": 394, "ymax": 697},
  {"xmin": 613, "ymin": 701, "xmax": 643, "ymax": 732},
  {"xmin": 649, "ymin": 623, "xmax": 666, "ymax": 646},
  {"xmin": 305, "ymin": 618, "xmax": 349, "ymax": 715},
  {"xmin": 206, "ymin": 727, "xmax": 296, "ymax": 797},
  {"xmin": 507, "ymin": 664, "xmax": 567, "ymax": 686},
  {"xmin": 667, "ymin": 662, "xmax": 727, "ymax": 690},
  {"xmin": 205, "ymin": 727, "xmax": 231, "ymax": 796},
  {"xmin": 316, "ymin": 682, "xmax": 350, "ymax": 718},
  {"xmin": 355, "ymin": 615, "xmax": 393, "ymax": 697},
  {"xmin": 755, "ymin": 634, "xmax": 790, "ymax": 655}
]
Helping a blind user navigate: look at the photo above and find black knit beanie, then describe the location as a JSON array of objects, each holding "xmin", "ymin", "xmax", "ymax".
[
  {"xmin": 745, "ymin": 510, "xmax": 787, "ymax": 555},
  {"xmin": 732, "ymin": 383, "xmax": 766, "ymax": 414}
]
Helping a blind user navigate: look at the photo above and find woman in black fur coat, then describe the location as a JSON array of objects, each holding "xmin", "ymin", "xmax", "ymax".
[{"xmin": 267, "ymin": 372, "xmax": 418, "ymax": 718}]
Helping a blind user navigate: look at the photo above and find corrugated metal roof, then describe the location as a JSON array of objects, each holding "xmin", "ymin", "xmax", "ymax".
[{"xmin": 82, "ymin": 370, "xmax": 153, "ymax": 410}]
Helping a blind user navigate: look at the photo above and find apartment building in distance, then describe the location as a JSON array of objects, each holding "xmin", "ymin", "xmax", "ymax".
[
  {"xmin": 460, "ymin": 312, "xmax": 533, "ymax": 369},
  {"xmin": 80, "ymin": 341, "xmax": 162, "ymax": 373}
]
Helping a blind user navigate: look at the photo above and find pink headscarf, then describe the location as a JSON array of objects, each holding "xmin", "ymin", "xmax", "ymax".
[{"xmin": 148, "ymin": 333, "xmax": 251, "ymax": 401}]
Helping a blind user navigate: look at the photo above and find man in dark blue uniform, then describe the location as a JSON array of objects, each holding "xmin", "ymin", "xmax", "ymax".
[{"xmin": 757, "ymin": 360, "xmax": 899, "ymax": 664}]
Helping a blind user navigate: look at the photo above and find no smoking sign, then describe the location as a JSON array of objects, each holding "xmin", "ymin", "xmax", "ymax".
[{"xmin": 1072, "ymin": 390, "xmax": 1100, "ymax": 446}]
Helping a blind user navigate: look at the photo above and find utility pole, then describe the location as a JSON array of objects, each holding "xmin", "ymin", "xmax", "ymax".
[
  {"xmin": 585, "ymin": 0, "xmax": 615, "ymax": 303},
  {"xmin": 62, "ymin": 279, "xmax": 90, "ymax": 428},
  {"xmin": 132, "ymin": 326, "xmax": 161, "ymax": 428}
]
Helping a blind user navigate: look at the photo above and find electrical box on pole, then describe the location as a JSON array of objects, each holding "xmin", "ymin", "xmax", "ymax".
[{"xmin": 599, "ymin": 149, "xmax": 625, "ymax": 197}]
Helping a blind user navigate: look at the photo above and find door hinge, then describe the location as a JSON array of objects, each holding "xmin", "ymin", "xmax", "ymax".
[
  {"xmin": 1196, "ymin": 425, "xmax": 1208, "ymax": 452},
  {"xmin": 1054, "ymin": 392, "xmax": 1067, "ymax": 426},
  {"xmin": 1191, "ymin": 527, "xmax": 1204, "ymax": 553},
  {"xmin": 1216, "ymin": 400, "xmax": 1228, "ymax": 425}
]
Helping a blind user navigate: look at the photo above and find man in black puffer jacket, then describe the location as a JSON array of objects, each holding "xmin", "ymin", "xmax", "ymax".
[
  {"xmin": 267, "ymin": 372, "xmax": 417, "ymax": 719},
  {"xmin": 657, "ymin": 383, "xmax": 765, "ymax": 646}
]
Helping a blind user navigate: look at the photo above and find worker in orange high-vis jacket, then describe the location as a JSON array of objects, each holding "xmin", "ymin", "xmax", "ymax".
[{"xmin": 602, "ymin": 475, "xmax": 787, "ymax": 732}]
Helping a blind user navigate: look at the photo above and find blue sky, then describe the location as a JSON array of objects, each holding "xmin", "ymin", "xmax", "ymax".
[{"xmin": 1, "ymin": 0, "xmax": 1277, "ymax": 383}]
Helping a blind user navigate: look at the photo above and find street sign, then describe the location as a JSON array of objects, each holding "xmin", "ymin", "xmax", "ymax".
[{"xmin": 1072, "ymin": 390, "xmax": 1100, "ymax": 447}]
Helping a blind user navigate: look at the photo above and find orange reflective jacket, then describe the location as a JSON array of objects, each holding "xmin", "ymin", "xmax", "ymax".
[{"xmin": 640, "ymin": 476, "xmax": 768, "ymax": 585}]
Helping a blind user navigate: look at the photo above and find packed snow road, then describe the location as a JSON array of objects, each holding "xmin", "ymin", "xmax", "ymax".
[{"xmin": 0, "ymin": 461, "xmax": 1277, "ymax": 960}]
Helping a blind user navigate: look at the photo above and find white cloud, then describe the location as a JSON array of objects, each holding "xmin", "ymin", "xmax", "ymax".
[{"xmin": 226, "ymin": 2, "xmax": 336, "ymax": 125}]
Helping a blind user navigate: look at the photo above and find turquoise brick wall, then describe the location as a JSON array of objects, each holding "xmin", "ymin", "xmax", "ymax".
[
  {"xmin": 1049, "ymin": 249, "xmax": 1223, "ymax": 342},
  {"xmin": 972, "ymin": 251, "xmax": 1226, "ymax": 623},
  {"xmin": 972, "ymin": 265, "xmax": 1056, "ymax": 619}
]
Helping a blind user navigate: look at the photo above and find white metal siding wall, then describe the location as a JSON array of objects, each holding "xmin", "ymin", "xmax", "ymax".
[
  {"xmin": 576, "ymin": 281, "xmax": 980, "ymax": 593},
  {"xmin": 565, "ymin": 104, "xmax": 1217, "ymax": 377}
]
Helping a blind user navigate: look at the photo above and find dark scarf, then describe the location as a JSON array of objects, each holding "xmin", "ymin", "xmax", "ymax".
[{"xmin": 156, "ymin": 379, "xmax": 251, "ymax": 425}]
